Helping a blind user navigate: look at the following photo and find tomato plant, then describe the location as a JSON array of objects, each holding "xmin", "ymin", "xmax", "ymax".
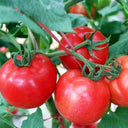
[
  {"xmin": 59, "ymin": 26, "xmax": 108, "ymax": 70},
  {"xmin": 0, "ymin": 54, "xmax": 57, "ymax": 108},
  {"xmin": 108, "ymin": 55, "xmax": 128, "ymax": 107},
  {"xmin": 69, "ymin": 3, "xmax": 96, "ymax": 18},
  {"xmin": 55, "ymin": 69, "xmax": 110, "ymax": 124},
  {"xmin": 0, "ymin": 0, "xmax": 128, "ymax": 128}
]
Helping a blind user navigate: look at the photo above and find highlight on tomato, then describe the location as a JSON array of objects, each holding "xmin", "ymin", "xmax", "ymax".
[
  {"xmin": 0, "ymin": 54, "xmax": 57, "ymax": 109},
  {"xmin": 59, "ymin": 26, "xmax": 108, "ymax": 70},
  {"xmin": 108, "ymin": 55, "xmax": 128, "ymax": 107},
  {"xmin": 55, "ymin": 69, "xmax": 110, "ymax": 125},
  {"xmin": 69, "ymin": 3, "xmax": 96, "ymax": 18}
]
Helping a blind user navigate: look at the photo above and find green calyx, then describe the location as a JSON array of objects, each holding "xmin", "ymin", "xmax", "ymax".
[
  {"xmin": 84, "ymin": 31, "xmax": 110, "ymax": 59},
  {"xmin": 70, "ymin": 50, "xmax": 122, "ymax": 81},
  {"xmin": 12, "ymin": 44, "xmax": 35, "ymax": 67}
]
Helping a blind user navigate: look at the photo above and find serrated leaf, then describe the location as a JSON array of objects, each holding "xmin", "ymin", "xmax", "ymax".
[
  {"xmin": 0, "ymin": 6, "xmax": 46, "ymax": 37},
  {"xmin": 68, "ymin": 13, "xmax": 88, "ymax": 28},
  {"xmin": 21, "ymin": 108, "xmax": 44, "ymax": 128},
  {"xmin": 98, "ymin": 107, "xmax": 128, "ymax": 128},
  {"xmin": 8, "ymin": 0, "xmax": 73, "ymax": 32}
]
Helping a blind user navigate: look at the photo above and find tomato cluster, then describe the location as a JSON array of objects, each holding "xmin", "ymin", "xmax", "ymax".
[
  {"xmin": 0, "ymin": 25, "xmax": 127, "ymax": 127},
  {"xmin": 55, "ymin": 26, "xmax": 128, "ymax": 125}
]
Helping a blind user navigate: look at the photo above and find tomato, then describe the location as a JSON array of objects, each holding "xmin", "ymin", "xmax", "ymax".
[
  {"xmin": 0, "ymin": 47, "xmax": 8, "ymax": 53},
  {"xmin": 69, "ymin": 4, "xmax": 96, "ymax": 18},
  {"xmin": 6, "ymin": 107, "xmax": 18, "ymax": 115},
  {"xmin": 55, "ymin": 69, "xmax": 110, "ymax": 124},
  {"xmin": 59, "ymin": 26, "xmax": 108, "ymax": 70},
  {"xmin": 73, "ymin": 122, "xmax": 97, "ymax": 128},
  {"xmin": 108, "ymin": 55, "xmax": 128, "ymax": 107},
  {"xmin": 0, "ymin": 54, "xmax": 57, "ymax": 109}
]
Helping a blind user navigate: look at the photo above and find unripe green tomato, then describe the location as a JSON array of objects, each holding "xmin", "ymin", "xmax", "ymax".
[{"xmin": 95, "ymin": 0, "xmax": 111, "ymax": 10}]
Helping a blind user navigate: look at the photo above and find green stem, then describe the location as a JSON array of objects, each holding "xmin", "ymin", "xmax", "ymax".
[
  {"xmin": 38, "ymin": 40, "xmax": 90, "ymax": 57},
  {"xmin": 70, "ymin": 50, "xmax": 94, "ymax": 71},
  {"xmin": 12, "ymin": 24, "xmax": 24, "ymax": 37},
  {"xmin": 65, "ymin": 0, "xmax": 83, "ymax": 11},
  {"xmin": 0, "ymin": 116, "xmax": 17, "ymax": 128},
  {"xmin": 0, "ymin": 30, "xmax": 21, "ymax": 51},
  {"xmin": 45, "ymin": 96, "xmax": 58, "ymax": 115}
]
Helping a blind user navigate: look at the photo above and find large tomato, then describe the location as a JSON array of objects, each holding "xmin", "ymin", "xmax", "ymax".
[
  {"xmin": 108, "ymin": 55, "xmax": 128, "ymax": 106},
  {"xmin": 59, "ymin": 26, "xmax": 108, "ymax": 70},
  {"xmin": 55, "ymin": 69, "xmax": 110, "ymax": 124},
  {"xmin": 0, "ymin": 54, "xmax": 57, "ymax": 109},
  {"xmin": 69, "ymin": 4, "xmax": 96, "ymax": 18}
]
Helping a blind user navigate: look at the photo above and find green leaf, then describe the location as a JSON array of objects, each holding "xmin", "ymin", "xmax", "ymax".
[
  {"xmin": 109, "ymin": 34, "xmax": 128, "ymax": 58},
  {"xmin": 83, "ymin": 0, "xmax": 94, "ymax": 18},
  {"xmin": 68, "ymin": 14, "xmax": 88, "ymax": 28},
  {"xmin": 98, "ymin": 2, "xmax": 122, "ymax": 16},
  {"xmin": 0, "ymin": 53, "xmax": 8, "ymax": 67},
  {"xmin": 0, "ymin": 6, "xmax": 46, "ymax": 37},
  {"xmin": 21, "ymin": 108, "xmax": 44, "ymax": 128},
  {"xmin": 94, "ymin": 0, "xmax": 111, "ymax": 10},
  {"xmin": 0, "ymin": 116, "xmax": 15, "ymax": 128},
  {"xmin": 9, "ymin": 0, "xmax": 73, "ymax": 32},
  {"xmin": 117, "ymin": 0, "xmax": 128, "ymax": 13},
  {"xmin": 98, "ymin": 107, "xmax": 128, "ymax": 128},
  {"xmin": 52, "ymin": 118, "xmax": 60, "ymax": 128},
  {"xmin": 100, "ymin": 21, "xmax": 122, "ymax": 36},
  {"xmin": 0, "ymin": 0, "xmax": 13, "ymax": 7}
]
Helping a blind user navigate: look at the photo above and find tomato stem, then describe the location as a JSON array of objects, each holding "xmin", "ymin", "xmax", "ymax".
[
  {"xmin": 60, "ymin": 32, "xmax": 75, "ymax": 51},
  {"xmin": 38, "ymin": 40, "xmax": 91, "ymax": 57},
  {"xmin": 36, "ymin": 21, "xmax": 71, "ymax": 55},
  {"xmin": 45, "ymin": 96, "xmax": 58, "ymax": 115}
]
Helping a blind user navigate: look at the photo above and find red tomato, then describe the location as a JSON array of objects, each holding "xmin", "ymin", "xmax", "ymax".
[
  {"xmin": 69, "ymin": 4, "xmax": 96, "ymax": 18},
  {"xmin": 108, "ymin": 55, "xmax": 128, "ymax": 106},
  {"xmin": 0, "ymin": 47, "xmax": 8, "ymax": 53},
  {"xmin": 55, "ymin": 69, "xmax": 110, "ymax": 124},
  {"xmin": 6, "ymin": 107, "xmax": 18, "ymax": 115},
  {"xmin": 59, "ymin": 26, "xmax": 108, "ymax": 70},
  {"xmin": 0, "ymin": 54, "xmax": 57, "ymax": 109},
  {"xmin": 73, "ymin": 122, "xmax": 97, "ymax": 128}
]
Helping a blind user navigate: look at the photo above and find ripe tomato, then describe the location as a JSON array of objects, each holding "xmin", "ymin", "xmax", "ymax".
[
  {"xmin": 69, "ymin": 4, "xmax": 96, "ymax": 18},
  {"xmin": 55, "ymin": 69, "xmax": 110, "ymax": 124},
  {"xmin": 0, "ymin": 54, "xmax": 57, "ymax": 109},
  {"xmin": 59, "ymin": 26, "xmax": 108, "ymax": 70},
  {"xmin": 73, "ymin": 122, "xmax": 97, "ymax": 128},
  {"xmin": 0, "ymin": 47, "xmax": 8, "ymax": 53},
  {"xmin": 108, "ymin": 55, "xmax": 128, "ymax": 107},
  {"xmin": 6, "ymin": 107, "xmax": 18, "ymax": 115}
]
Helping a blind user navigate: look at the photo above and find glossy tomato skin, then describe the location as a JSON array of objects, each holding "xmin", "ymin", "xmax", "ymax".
[
  {"xmin": 55, "ymin": 69, "xmax": 110, "ymax": 125},
  {"xmin": 59, "ymin": 26, "xmax": 108, "ymax": 70},
  {"xmin": 0, "ymin": 54, "xmax": 57, "ymax": 109},
  {"xmin": 108, "ymin": 55, "xmax": 128, "ymax": 106},
  {"xmin": 73, "ymin": 122, "xmax": 97, "ymax": 128},
  {"xmin": 69, "ymin": 4, "xmax": 96, "ymax": 18}
]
